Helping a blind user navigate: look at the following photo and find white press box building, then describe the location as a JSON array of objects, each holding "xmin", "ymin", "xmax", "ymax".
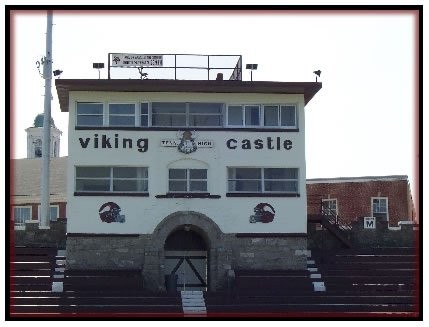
[{"xmin": 55, "ymin": 54, "xmax": 322, "ymax": 292}]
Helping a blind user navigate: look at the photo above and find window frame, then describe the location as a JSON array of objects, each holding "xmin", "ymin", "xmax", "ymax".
[
  {"xmin": 322, "ymin": 198, "xmax": 338, "ymax": 216},
  {"xmin": 13, "ymin": 206, "xmax": 32, "ymax": 226},
  {"xmin": 151, "ymin": 102, "xmax": 223, "ymax": 128},
  {"xmin": 262, "ymin": 104, "xmax": 298, "ymax": 128},
  {"xmin": 76, "ymin": 102, "xmax": 104, "ymax": 127},
  {"xmin": 371, "ymin": 197, "xmax": 389, "ymax": 221},
  {"xmin": 108, "ymin": 102, "xmax": 137, "ymax": 127},
  {"xmin": 75, "ymin": 166, "xmax": 149, "ymax": 195},
  {"xmin": 37, "ymin": 205, "xmax": 60, "ymax": 221},
  {"xmin": 168, "ymin": 168, "xmax": 208, "ymax": 193},
  {"xmin": 227, "ymin": 167, "xmax": 299, "ymax": 194}
]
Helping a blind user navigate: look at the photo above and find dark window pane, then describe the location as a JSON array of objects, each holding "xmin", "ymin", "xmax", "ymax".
[
  {"xmin": 190, "ymin": 181, "xmax": 207, "ymax": 192},
  {"xmin": 77, "ymin": 115, "xmax": 103, "ymax": 126},
  {"xmin": 281, "ymin": 105, "xmax": 296, "ymax": 127},
  {"xmin": 264, "ymin": 168, "xmax": 297, "ymax": 179},
  {"xmin": 76, "ymin": 179, "xmax": 110, "ymax": 191},
  {"xmin": 76, "ymin": 167, "xmax": 110, "ymax": 178},
  {"xmin": 152, "ymin": 114, "xmax": 186, "ymax": 126},
  {"xmin": 190, "ymin": 169, "xmax": 207, "ymax": 179},
  {"xmin": 228, "ymin": 106, "xmax": 242, "ymax": 125},
  {"xmin": 141, "ymin": 103, "xmax": 149, "ymax": 114},
  {"xmin": 264, "ymin": 181, "xmax": 297, "ymax": 192},
  {"xmin": 169, "ymin": 169, "xmax": 187, "ymax": 179},
  {"xmin": 189, "ymin": 103, "xmax": 222, "ymax": 114},
  {"xmin": 152, "ymin": 102, "xmax": 186, "ymax": 113},
  {"xmin": 245, "ymin": 106, "xmax": 260, "ymax": 125},
  {"xmin": 109, "ymin": 116, "xmax": 135, "ymax": 126},
  {"xmin": 77, "ymin": 103, "xmax": 103, "ymax": 115},
  {"xmin": 109, "ymin": 104, "xmax": 135, "ymax": 115},
  {"xmin": 169, "ymin": 181, "xmax": 187, "ymax": 192},
  {"xmin": 264, "ymin": 106, "xmax": 279, "ymax": 126},
  {"xmin": 189, "ymin": 115, "xmax": 222, "ymax": 126},
  {"xmin": 140, "ymin": 115, "xmax": 148, "ymax": 126},
  {"xmin": 235, "ymin": 168, "xmax": 261, "ymax": 179}
]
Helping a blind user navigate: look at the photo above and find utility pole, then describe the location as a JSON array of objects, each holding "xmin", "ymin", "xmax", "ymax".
[{"xmin": 40, "ymin": 10, "xmax": 53, "ymax": 228}]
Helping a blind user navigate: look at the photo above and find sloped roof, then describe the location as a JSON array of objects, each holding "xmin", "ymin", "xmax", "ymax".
[{"xmin": 10, "ymin": 157, "xmax": 67, "ymax": 199}]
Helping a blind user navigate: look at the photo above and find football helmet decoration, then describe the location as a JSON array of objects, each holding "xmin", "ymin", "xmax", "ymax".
[
  {"xmin": 99, "ymin": 202, "xmax": 125, "ymax": 223},
  {"xmin": 249, "ymin": 203, "xmax": 276, "ymax": 223}
]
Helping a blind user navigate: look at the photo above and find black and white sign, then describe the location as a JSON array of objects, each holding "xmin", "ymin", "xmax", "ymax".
[
  {"xmin": 363, "ymin": 217, "xmax": 376, "ymax": 229},
  {"xmin": 111, "ymin": 53, "xmax": 163, "ymax": 67}
]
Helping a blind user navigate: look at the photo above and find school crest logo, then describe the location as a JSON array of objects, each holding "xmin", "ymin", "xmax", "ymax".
[
  {"xmin": 99, "ymin": 202, "xmax": 125, "ymax": 223},
  {"xmin": 177, "ymin": 130, "xmax": 198, "ymax": 154},
  {"xmin": 249, "ymin": 203, "xmax": 276, "ymax": 223}
]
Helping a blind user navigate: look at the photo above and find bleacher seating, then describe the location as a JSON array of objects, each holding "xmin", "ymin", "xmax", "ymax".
[{"xmin": 9, "ymin": 246, "xmax": 420, "ymax": 318}]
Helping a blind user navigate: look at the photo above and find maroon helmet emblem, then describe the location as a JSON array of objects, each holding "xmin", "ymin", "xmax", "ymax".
[
  {"xmin": 99, "ymin": 202, "xmax": 125, "ymax": 223},
  {"xmin": 249, "ymin": 203, "xmax": 275, "ymax": 223}
]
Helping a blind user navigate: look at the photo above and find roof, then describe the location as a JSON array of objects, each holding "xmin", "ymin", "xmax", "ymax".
[
  {"xmin": 306, "ymin": 175, "xmax": 409, "ymax": 185},
  {"xmin": 10, "ymin": 157, "xmax": 67, "ymax": 202},
  {"xmin": 55, "ymin": 79, "xmax": 322, "ymax": 112}
]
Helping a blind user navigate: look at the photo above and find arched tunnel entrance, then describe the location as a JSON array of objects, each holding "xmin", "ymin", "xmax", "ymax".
[{"xmin": 164, "ymin": 226, "xmax": 208, "ymax": 291}]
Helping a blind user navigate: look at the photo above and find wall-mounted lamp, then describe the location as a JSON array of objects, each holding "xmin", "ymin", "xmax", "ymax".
[
  {"xmin": 246, "ymin": 63, "xmax": 258, "ymax": 81},
  {"xmin": 93, "ymin": 63, "xmax": 105, "ymax": 79}
]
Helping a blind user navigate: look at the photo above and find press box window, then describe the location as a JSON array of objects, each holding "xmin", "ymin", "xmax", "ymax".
[
  {"xmin": 189, "ymin": 103, "xmax": 223, "ymax": 126},
  {"xmin": 228, "ymin": 168, "xmax": 299, "ymax": 193},
  {"xmin": 169, "ymin": 169, "xmax": 207, "ymax": 192},
  {"xmin": 263, "ymin": 105, "xmax": 297, "ymax": 128},
  {"xmin": 227, "ymin": 105, "xmax": 260, "ymax": 126},
  {"xmin": 75, "ymin": 167, "xmax": 148, "ymax": 193},
  {"xmin": 108, "ymin": 103, "xmax": 136, "ymax": 126},
  {"xmin": 152, "ymin": 102, "xmax": 186, "ymax": 127},
  {"xmin": 76, "ymin": 103, "xmax": 104, "ymax": 126}
]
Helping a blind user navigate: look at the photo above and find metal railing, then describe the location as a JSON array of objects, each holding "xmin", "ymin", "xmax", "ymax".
[{"xmin": 108, "ymin": 53, "xmax": 242, "ymax": 81}]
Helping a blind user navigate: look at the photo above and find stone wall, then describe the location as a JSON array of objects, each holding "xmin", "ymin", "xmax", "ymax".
[
  {"xmin": 13, "ymin": 218, "xmax": 66, "ymax": 248},
  {"xmin": 308, "ymin": 217, "xmax": 419, "ymax": 250}
]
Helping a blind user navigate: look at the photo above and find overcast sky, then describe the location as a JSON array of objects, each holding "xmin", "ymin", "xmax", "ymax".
[{"xmin": 10, "ymin": 9, "xmax": 419, "ymax": 195}]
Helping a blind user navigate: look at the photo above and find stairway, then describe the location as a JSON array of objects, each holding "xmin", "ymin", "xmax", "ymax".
[{"xmin": 181, "ymin": 290, "xmax": 207, "ymax": 317}]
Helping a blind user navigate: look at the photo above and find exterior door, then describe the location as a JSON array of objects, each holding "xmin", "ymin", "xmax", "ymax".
[{"xmin": 164, "ymin": 250, "xmax": 207, "ymax": 291}]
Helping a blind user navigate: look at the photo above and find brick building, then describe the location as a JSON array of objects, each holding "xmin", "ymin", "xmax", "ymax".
[{"xmin": 307, "ymin": 175, "xmax": 416, "ymax": 228}]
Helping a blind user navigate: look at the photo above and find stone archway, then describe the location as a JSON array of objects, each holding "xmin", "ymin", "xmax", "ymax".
[{"xmin": 144, "ymin": 211, "xmax": 226, "ymax": 292}]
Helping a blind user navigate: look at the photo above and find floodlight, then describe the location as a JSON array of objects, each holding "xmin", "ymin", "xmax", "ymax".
[
  {"xmin": 246, "ymin": 63, "xmax": 258, "ymax": 81},
  {"xmin": 313, "ymin": 70, "xmax": 321, "ymax": 82},
  {"xmin": 93, "ymin": 62, "xmax": 105, "ymax": 79},
  {"xmin": 53, "ymin": 69, "xmax": 63, "ymax": 77}
]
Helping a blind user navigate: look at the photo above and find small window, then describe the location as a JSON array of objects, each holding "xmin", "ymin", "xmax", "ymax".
[
  {"xmin": 169, "ymin": 169, "xmax": 207, "ymax": 192},
  {"xmin": 227, "ymin": 106, "xmax": 243, "ymax": 125},
  {"xmin": 227, "ymin": 105, "xmax": 260, "ymax": 127},
  {"xmin": 228, "ymin": 168, "xmax": 299, "ymax": 193},
  {"xmin": 108, "ymin": 103, "xmax": 136, "ymax": 126},
  {"xmin": 113, "ymin": 167, "xmax": 148, "ymax": 192},
  {"xmin": 140, "ymin": 103, "xmax": 149, "ymax": 127},
  {"xmin": 76, "ymin": 103, "xmax": 104, "ymax": 126},
  {"xmin": 244, "ymin": 105, "xmax": 260, "ymax": 126},
  {"xmin": 188, "ymin": 103, "xmax": 223, "ymax": 126},
  {"xmin": 281, "ymin": 105, "xmax": 297, "ymax": 127},
  {"xmin": 13, "ymin": 206, "xmax": 32, "ymax": 226},
  {"xmin": 322, "ymin": 199, "xmax": 338, "ymax": 216},
  {"xmin": 263, "ymin": 105, "xmax": 297, "ymax": 128},
  {"xmin": 38, "ymin": 205, "xmax": 59, "ymax": 221},
  {"xmin": 76, "ymin": 167, "xmax": 148, "ymax": 193},
  {"xmin": 152, "ymin": 102, "xmax": 186, "ymax": 127},
  {"xmin": 372, "ymin": 197, "xmax": 388, "ymax": 221},
  {"xmin": 76, "ymin": 167, "xmax": 111, "ymax": 192}
]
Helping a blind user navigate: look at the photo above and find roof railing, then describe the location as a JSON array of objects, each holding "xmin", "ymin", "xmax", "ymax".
[{"xmin": 107, "ymin": 53, "xmax": 242, "ymax": 81}]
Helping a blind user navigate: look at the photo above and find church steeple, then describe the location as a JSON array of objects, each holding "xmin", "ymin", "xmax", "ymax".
[{"xmin": 25, "ymin": 113, "xmax": 62, "ymax": 159}]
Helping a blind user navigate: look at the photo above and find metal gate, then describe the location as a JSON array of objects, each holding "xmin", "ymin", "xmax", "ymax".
[{"xmin": 164, "ymin": 250, "xmax": 207, "ymax": 291}]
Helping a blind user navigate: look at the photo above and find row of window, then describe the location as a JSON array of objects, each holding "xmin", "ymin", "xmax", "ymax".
[
  {"xmin": 75, "ymin": 167, "xmax": 299, "ymax": 194},
  {"xmin": 322, "ymin": 198, "xmax": 389, "ymax": 220},
  {"xmin": 76, "ymin": 102, "xmax": 298, "ymax": 128},
  {"xmin": 13, "ymin": 205, "xmax": 59, "ymax": 226}
]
